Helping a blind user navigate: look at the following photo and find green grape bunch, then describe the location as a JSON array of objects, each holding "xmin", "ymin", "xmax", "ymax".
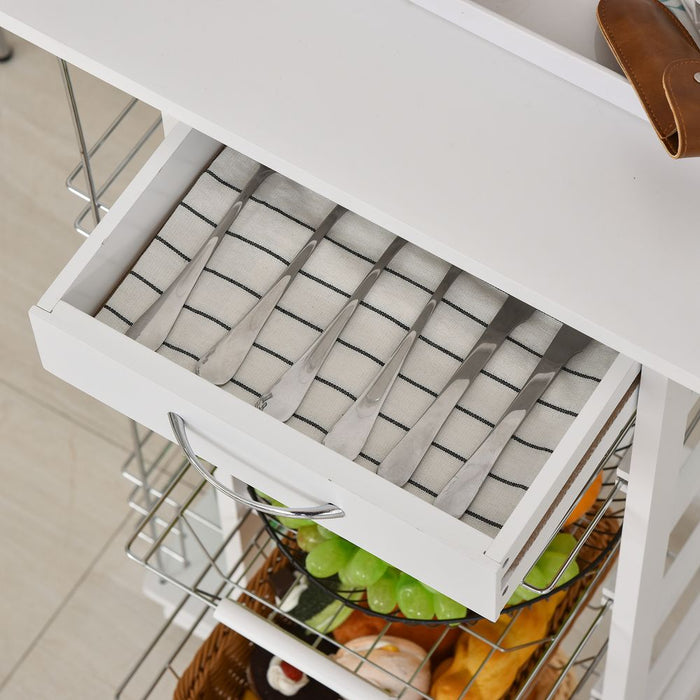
[{"xmin": 294, "ymin": 521, "xmax": 467, "ymax": 621}]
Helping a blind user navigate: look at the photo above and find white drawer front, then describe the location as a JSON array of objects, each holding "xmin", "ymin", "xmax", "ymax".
[{"xmin": 30, "ymin": 123, "xmax": 640, "ymax": 620}]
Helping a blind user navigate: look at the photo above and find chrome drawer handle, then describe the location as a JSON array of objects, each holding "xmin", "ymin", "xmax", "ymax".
[{"xmin": 168, "ymin": 412, "xmax": 344, "ymax": 520}]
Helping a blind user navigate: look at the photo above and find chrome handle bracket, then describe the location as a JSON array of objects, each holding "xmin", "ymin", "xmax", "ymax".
[{"xmin": 167, "ymin": 412, "xmax": 344, "ymax": 520}]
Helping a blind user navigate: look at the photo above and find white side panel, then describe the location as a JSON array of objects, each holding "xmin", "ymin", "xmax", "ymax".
[
  {"xmin": 603, "ymin": 371, "xmax": 690, "ymax": 699},
  {"xmin": 656, "ymin": 518, "xmax": 700, "ymax": 628},
  {"xmin": 672, "ymin": 444, "xmax": 700, "ymax": 531},
  {"xmin": 657, "ymin": 634, "xmax": 700, "ymax": 700},
  {"xmin": 649, "ymin": 593, "xmax": 700, "ymax": 700}
]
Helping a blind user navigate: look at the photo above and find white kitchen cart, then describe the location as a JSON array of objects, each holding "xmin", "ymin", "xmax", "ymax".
[{"xmin": 2, "ymin": 0, "xmax": 699, "ymax": 698}]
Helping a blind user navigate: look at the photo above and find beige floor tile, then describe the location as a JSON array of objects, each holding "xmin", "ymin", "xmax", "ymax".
[
  {"xmin": 0, "ymin": 383, "xmax": 131, "ymax": 683},
  {"xmin": 0, "ymin": 512, "xmax": 194, "ymax": 700},
  {"xmin": 0, "ymin": 33, "xmax": 161, "ymax": 450}
]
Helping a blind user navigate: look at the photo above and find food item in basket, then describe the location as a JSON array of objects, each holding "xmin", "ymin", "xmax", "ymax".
[
  {"xmin": 397, "ymin": 574, "xmax": 435, "ymax": 620},
  {"xmin": 268, "ymin": 657, "xmax": 309, "ymax": 696},
  {"xmin": 248, "ymin": 644, "xmax": 338, "ymax": 700},
  {"xmin": 431, "ymin": 594, "xmax": 562, "ymax": 700},
  {"xmin": 243, "ymin": 690, "xmax": 261, "ymax": 700},
  {"xmin": 430, "ymin": 634, "xmax": 480, "ymax": 700},
  {"xmin": 508, "ymin": 534, "xmax": 579, "ymax": 605},
  {"xmin": 304, "ymin": 597, "xmax": 355, "ymax": 634},
  {"xmin": 340, "ymin": 548, "xmax": 389, "ymax": 587},
  {"xmin": 296, "ymin": 525, "xmax": 467, "ymax": 621},
  {"xmin": 332, "ymin": 609, "xmax": 460, "ymax": 666},
  {"xmin": 432, "ymin": 590, "xmax": 468, "ymax": 620},
  {"xmin": 521, "ymin": 648, "xmax": 578, "ymax": 700},
  {"xmin": 297, "ymin": 524, "xmax": 329, "ymax": 553},
  {"xmin": 564, "ymin": 472, "xmax": 603, "ymax": 527},
  {"xmin": 305, "ymin": 536, "xmax": 356, "ymax": 578},
  {"xmin": 367, "ymin": 567, "xmax": 400, "ymax": 614},
  {"xmin": 283, "ymin": 577, "xmax": 358, "ymax": 634},
  {"xmin": 334, "ymin": 635, "xmax": 431, "ymax": 700}
]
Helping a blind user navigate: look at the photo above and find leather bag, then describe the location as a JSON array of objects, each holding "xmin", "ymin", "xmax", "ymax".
[{"xmin": 597, "ymin": 0, "xmax": 700, "ymax": 158}]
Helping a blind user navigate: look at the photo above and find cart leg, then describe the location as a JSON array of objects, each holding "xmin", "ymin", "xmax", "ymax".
[
  {"xmin": 0, "ymin": 28, "xmax": 13, "ymax": 62},
  {"xmin": 603, "ymin": 369, "xmax": 697, "ymax": 699},
  {"xmin": 57, "ymin": 58, "xmax": 101, "ymax": 228}
]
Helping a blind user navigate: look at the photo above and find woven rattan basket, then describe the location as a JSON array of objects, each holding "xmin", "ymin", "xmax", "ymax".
[
  {"xmin": 173, "ymin": 548, "xmax": 290, "ymax": 700},
  {"xmin": 174, "ymin": 510, "xmax": 619, "ymax": 700}
]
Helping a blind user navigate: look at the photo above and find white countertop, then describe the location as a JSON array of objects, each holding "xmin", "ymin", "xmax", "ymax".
[{"xmin": 3, "ymin": 0, "xmax": 699, "ymax": 391}]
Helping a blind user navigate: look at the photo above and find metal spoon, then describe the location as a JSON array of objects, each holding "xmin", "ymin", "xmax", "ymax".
[
  {"xmin": 126, "ymin": 163, "xmax": 273, "ymax": 350},
  {"xmin": 323, "ymin": 265, "xmax": 462, "ymax": 460},
  {"xmin": 377, "ymin": 296, "xmax": 535, "ymax": 485},
  {"xmin": 435, "ymin": 324, "xmax": 591, "ymax": 518},
  {"xmin": 195, "ymin": 204, "xmax": 347, "ymax": 385},
  {"xmin": 257, "ymin": 236, "xmax": 406, "ymax": 422}
]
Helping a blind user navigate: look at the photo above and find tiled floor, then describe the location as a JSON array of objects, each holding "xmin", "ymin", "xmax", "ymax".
[{"xmin": 0, "ymin": 33, "xmax": 171, "ymax": 699}]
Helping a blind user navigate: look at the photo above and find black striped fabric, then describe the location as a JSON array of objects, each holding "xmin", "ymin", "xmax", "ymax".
[{"xmin": 96, "ymin": 147, "xmax": 618, "ymax": 537}]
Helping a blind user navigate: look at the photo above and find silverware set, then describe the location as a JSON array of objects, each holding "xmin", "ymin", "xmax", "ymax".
[{"xmin": 128, "ymin": 165, "xmax": 591, "ymax": 519}]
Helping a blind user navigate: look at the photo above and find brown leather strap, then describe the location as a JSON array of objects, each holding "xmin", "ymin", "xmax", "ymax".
[
  {"xmin": 597, "ymin": 0, "xmax": 700, "ymax": 158},
  {"xmin": 663, "ymin": 58, "xmax": 700, "ymax": 157}
]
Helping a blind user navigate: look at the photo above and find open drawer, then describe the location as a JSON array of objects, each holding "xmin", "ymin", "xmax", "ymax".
[{"xmin": 30, "ymin": 122, "xmax": 639, "ymax": 620}]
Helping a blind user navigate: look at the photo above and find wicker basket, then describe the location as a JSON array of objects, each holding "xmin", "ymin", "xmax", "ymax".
[
  {"xmin": 175, "ymin": 510, "xmax": 619, "ymax": 700},
  {"xmin": 173, "ymin": 547, "xmax": 290, "ymax": 700}
]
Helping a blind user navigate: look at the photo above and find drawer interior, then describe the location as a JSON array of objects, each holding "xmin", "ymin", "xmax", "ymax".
[{"xmin": 76, "ymin": 131, "xmax": 617, "ymax": 536}]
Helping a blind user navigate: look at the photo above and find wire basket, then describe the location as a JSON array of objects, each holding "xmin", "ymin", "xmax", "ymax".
[
  {"xmin": 170, "ymin": 530, "xmax": 616, "ymax": 700},
  {"xmin": 250, "ymin": 470, "xmax": 624, "ymax": 628},
  {"xmin": 120, "ymin": 449, "xmax": 622, "ymax": 700}
]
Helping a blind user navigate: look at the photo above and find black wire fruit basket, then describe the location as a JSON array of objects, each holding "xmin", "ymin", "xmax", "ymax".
[{"xmin": 249, "ymin": 470, "xmax": 624, "ymax": 627}]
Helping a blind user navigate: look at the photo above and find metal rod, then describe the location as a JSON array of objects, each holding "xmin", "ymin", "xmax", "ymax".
[
  {"xmin": 520, "ymin": 479, "xmax": 623, "ymax": 595},
  {"xmin": 129, "ymin": 420, "xmax": 170, "ymax": 570},
  {"xmin": 570, "ymin": 639, "xmax": 608, "ymax": 698},
  {"xmin": 542, "ymin": 599, "xmax": 612, "ymax": 700},
  {"xmin": 512, "ymin": 541, "xmax": 619, "ymax": 700},
  {"xmin": 58, "ymin": 59, "xmax": 101, "ymax": 228},
  {"xmin": 66, "ymin": 97, "xmax": 139, "ymax": 198},
  {"xmin": 71, "ymin": 113, "xmax": 161, "ymax": 208}
]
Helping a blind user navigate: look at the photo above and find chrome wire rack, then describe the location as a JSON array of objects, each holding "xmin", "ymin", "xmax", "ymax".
[
  {"xmin": 116, "ymin": 415, "xmax": 632, "ymax": 700},
  {"xmin": 59, "ymin": 59, "xmax": 162, "ymax": 236}
]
